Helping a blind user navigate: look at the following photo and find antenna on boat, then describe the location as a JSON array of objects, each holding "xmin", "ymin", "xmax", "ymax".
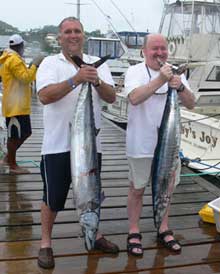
[
  {"xmin": 90, "ymin": 0, "xmax": 118, "ymax": 36},
  {"xmin": 65, "ymin": 1, "xmax": 89, "ymax": 20},
  {"xmin": 109, "ymin": 0, "xmax": 137, "ymax": 34}
]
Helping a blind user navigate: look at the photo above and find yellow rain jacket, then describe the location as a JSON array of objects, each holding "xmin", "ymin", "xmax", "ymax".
[{"xmin": 0, "ymin": 49, "xmax": 37, "ymax": 117}]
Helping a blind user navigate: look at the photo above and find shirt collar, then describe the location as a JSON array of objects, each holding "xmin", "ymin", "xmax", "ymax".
[{"xmin": 58, "ymin": 51, "xmax": 89, "ymax": 63}]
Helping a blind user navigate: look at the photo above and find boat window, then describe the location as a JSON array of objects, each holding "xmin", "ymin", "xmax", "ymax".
[
  {"xmin": 128, "ymin": 36, "xmax": 137, "ymax": 47},
  {"xmin": 137, "ymin": 36, "xmax": 144, "ymax": 46},
  {"xmin": 204, "ymin": 6, "xmax": 220, "ymax": 33},
  {"xmin": 88, "ymin": 40, "xmax": 100, "ymax": 57},
  {"xmin": 207, "ymin": 66, "xmax": 220, "ymax": 81},
  {"xmin": 118, "ymin": 31, "xmax": 148, "ymax": 49},
  {"xmin": 101, "ymin": 41, "xmax": 115, "ymax": 57},
  {"xmin": 115, "ymin": 42, "xmax": 124, "ymax": 58},
  {"xmin": 88, "ymin": 38, "xmax": 124, "ymax": 58},
  {"xmin": 161, "ymin": 2, "xmax": 220, "ymax": 37}
]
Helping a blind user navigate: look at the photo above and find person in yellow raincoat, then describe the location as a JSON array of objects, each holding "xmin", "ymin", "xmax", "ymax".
[{"xmin": 0, "ymin": 34, "xmax": 43, "ymax": 174}]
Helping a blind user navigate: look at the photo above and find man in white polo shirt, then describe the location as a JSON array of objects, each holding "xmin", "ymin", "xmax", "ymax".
[
  {"xmin": 36, "ymin": 17, "xmax": 118, "ymax": 269},
  {"xmin": 124, "ymin": 33, "xmax": 195, "ymax": 256}
]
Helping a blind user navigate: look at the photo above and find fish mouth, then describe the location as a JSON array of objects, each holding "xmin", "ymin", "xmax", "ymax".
[{"xmin": 157, "ymin": 57, "xmax": 165, "ymax": 67}]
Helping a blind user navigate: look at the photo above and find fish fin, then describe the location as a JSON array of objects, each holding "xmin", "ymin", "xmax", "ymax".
[
  {"xmin": 70, "ymin": 55, "xmax": 86, "ymax": 67},
  {"xmin": 70, "ymin": 55, "xmax": 111, "ymax": 68},
  {"xmin": 93, "ymin": 55, "xmax": 111, "ymax": 68}
]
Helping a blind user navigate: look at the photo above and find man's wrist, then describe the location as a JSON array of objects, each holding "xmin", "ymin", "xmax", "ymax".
[
  {"xmin": 94, "ymin": 78, "xmax": 102, "ymax": 87},
  {"xmin": 177, "ymin": 83, "xmax": 185, "ymax": 93},
  {"xmin": 67, "ymin": 78, "xmax": 76, "ymax": 89}
]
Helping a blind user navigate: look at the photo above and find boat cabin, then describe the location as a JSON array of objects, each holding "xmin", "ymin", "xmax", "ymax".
[
  {"xmin": 159, "ymin": 0, "xmax": 220, "ymax": 110},
  {"xmin": 160, "ymin": 0, "xmax": 220, "ymax": 62}
]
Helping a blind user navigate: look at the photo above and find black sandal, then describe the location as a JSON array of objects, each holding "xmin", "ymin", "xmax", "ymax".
[
  {"xmin": 127, "ymin": 233, "xmax": 143, "ymax": 256},
  {"xmin": 157, "ymin": 230, "xmax": 181, "ymax": 253}
]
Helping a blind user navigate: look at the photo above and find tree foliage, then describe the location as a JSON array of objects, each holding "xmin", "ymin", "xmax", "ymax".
[{"xmin": 0, "ymin": 21, "xmax": 105, "ymax": 54}]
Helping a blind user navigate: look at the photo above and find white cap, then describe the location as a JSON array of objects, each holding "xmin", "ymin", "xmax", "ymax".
[{"xmin": 9, "ymin": 34, "xmax": 24, "ymax": 46}]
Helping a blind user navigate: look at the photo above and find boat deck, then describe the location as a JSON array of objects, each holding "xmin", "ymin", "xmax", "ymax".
[{"xmin": 1, "ymin": 96, "xmax": 220, "ymax": 274}]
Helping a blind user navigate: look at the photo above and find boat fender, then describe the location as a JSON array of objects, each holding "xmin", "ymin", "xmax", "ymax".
[{"xmin": 168, "ymin": 41, "xmax": 176, "ymax": 56}]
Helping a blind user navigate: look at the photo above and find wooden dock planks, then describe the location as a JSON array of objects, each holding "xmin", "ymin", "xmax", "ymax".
[{"xmin": 0, "ymin": 96, "xmax": 220, "ymax": 273}]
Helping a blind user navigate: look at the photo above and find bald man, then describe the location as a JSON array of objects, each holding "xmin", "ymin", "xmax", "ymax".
[{"xmin": 124, "ymin": 34, "xmax": 195, "ymax": 256}]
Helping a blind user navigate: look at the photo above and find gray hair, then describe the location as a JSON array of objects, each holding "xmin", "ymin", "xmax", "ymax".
[
  {"xmin": 58, "ymin": 17, "xmax": 84, "ymax": 33},
  {"xmin": 143, "ymin": 33, "xmax": 168, "ymax": 48},
  {"xmin": 143, "ymin": 34, "xmax": 149, "ymax": 48}
]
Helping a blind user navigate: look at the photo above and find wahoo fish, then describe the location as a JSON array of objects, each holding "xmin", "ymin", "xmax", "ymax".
[
  {"xmin": 70, "ymin": 55, "xmax": 110, "ymax": 250},
  {"xmin": 151, "ymin": 85, "xmax": 181, "ymax": 231}
]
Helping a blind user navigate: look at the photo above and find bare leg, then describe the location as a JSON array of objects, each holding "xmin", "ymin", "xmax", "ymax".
[
  {"xmin": 159, "ymin": 175, "xmax": 180, "ymax": 251},
  {"xmin": 7, "ymin": 138, "xmax": 24, "ymax": 166},
  {"xmin": 7, "ymin": 134, "xmax": 31, "ymax": 173},
  {"xmin": 127, "ymin": 182, "xmax": 145, "ymax": 254},
  {"xmin": 40, "ymin": 202, "xmax": 57, "ymax": 248}
]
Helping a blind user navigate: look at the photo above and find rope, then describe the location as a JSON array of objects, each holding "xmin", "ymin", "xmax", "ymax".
[
  {"xmin": 179, "ymin": 151, "xmax": 220, "ymax": 177},
  {"xmin": 181, "ymin": 113, "xmax": 220, "ymax": 124},
  {"xmin": 180, "ymin": 171, "xmax": 220, "ymax": 177},
  {"xmin": 17, "ymin": 160, "xmax": 40, "ymax": 168}
]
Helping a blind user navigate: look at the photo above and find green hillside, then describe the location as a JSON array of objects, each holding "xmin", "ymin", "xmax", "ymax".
[{"xmin": 0, "ymin": 20, "xmax": 19, "ymax": 34}]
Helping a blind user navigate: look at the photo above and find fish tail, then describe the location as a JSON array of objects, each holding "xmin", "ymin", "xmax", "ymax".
[{"xmin": 80, "ymin": 210, "xmax": 99, "ymax": 250}]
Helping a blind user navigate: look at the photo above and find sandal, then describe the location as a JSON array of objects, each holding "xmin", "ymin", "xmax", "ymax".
[
  {"xmin": 157, "ymin": 230, "xmax": 181, "ymax": 253},
  {"xmin": 127, "ymin": 233, "xmax": 143, "ymax": 256}
]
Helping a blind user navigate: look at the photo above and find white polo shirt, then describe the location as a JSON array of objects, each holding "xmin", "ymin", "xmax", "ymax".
[
  {"xmin": 36, "ymin": 52, "xmax": 114, "ymax": 155},
  {"xmin": 124, "ymin": 62, "xmax": 190, "ymax": 158}
]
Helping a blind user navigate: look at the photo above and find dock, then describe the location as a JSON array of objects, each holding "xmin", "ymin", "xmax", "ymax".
[{"xmin": 0, "ymin": 95, "xmax": 220, "ymax": 274}]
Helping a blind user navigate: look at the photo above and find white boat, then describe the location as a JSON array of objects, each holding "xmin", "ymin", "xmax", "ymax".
[
  {"xmin": 89, "ymin": 0, "xmax": 220, "ymax": 176},
  {"xmin": 161, "ymin": 0, "xmax": 220, "ymax": 175}
]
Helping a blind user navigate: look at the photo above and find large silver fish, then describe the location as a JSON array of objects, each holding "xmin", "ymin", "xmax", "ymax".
[
  {"xmin": 70, "ymin": 55, "xmax": 110, "ymax": 251},
  {"xmin": 151, "ymin": 62, "xmax": 187, "ymax": 231}
]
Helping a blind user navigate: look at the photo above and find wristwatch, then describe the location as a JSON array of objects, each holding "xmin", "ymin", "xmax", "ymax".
[
  {"xmin": 94, "ymin": 78, "xmax": 102, "ymax": 87},
  {"xmin": 177, "ymin": 83, "xmax": 185, "ymax": 93},
  {"xmin": 67, "ymin": 78, "xmax": 76, "ymax": 89}
]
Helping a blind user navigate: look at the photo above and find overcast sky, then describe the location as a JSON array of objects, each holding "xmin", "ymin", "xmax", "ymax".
[{"xmin": 1, "ymin": 0, "xmax": 164, "ymax": 33}]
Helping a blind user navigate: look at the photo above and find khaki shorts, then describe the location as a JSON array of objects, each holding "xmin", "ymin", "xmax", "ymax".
[{"xmin": 127, "ymin": 157, "xmax": 181, "ymax": 190}]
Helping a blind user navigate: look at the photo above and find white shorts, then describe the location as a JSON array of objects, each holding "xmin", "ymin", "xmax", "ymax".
[{"xmin": 127, "ymin": 157, "xmax": 181, "ymax": 190}]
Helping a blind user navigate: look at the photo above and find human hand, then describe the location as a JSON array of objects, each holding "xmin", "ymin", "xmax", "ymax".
[
  {"xmin": 75, "ymin": 65, "xmax": 98, "ymax": 84},
  {"xmin": 159, "ymin": 63, "xmax": 173, "ymax": 82},
  {"xmin": 31, "ymin": 54, "xmax": 45, "ymax": 67},
  {"xmin": 168, "ymin": 75, "xmax": 182, "ymax": 90}
]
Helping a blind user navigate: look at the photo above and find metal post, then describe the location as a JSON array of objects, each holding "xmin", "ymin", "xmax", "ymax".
[{"xmin": 77, "ymin": 0, "xmax": 80, "ymax": 20}]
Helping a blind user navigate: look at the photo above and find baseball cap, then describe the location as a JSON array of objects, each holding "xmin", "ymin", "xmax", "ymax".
[{"xmin": 9, "ymin": 34, "xmax": 24, "ymax": 46}]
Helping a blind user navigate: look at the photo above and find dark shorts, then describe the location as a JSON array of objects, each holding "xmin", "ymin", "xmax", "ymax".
[
  {"xmin": 40, "ymin": 151, "xmax": 102, "ymax": 212},
  {"xmin": 6, "ymin": 115, "xmax": 32, "ymax": 139}
]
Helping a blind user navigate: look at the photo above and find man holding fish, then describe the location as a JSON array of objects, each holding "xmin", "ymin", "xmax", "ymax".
[
  {"xmin": 36, "ymin": 17, "xmax": 118, "ymax": 269},
  {"xmin": 124, "ymin": 33, "xmax": 195, "ymax": 256}
]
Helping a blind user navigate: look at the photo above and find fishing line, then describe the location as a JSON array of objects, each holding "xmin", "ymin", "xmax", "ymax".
[
  {"xmin": 109, "ymin": 0, "xmax": 137, "ymax": 34},
  {"xmin": 181, "ymin": 113, "xmax": 220, "ymax": 124}
]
